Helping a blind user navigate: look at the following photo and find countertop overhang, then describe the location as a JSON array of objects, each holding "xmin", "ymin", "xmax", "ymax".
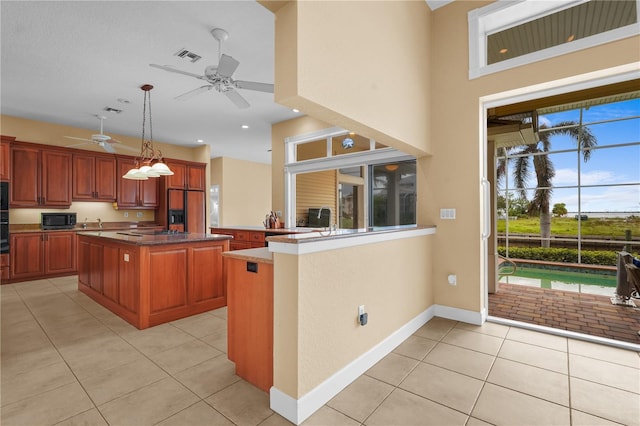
[
  {"xmin": 267, "ymin": 225, "xmax": 436, "ymax": 255},
  {"xmin": 78, "ymin": 230, "xmax": 232, "ymax": 245}
]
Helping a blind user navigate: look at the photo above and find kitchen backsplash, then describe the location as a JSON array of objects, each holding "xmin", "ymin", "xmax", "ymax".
[{"xmin": 9, "ymin": 202, "xmax": 155, "ymax": 225}]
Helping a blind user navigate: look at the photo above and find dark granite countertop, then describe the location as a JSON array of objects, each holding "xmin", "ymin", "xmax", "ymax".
[{"xmin": 78, "ymin": 230, "xmax": 232, "ymax": 245}]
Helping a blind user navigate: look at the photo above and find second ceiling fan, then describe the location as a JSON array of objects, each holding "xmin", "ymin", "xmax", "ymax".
[{"xmin": 150, "ymin": 28, "xmax": 274, "ymax": 109}]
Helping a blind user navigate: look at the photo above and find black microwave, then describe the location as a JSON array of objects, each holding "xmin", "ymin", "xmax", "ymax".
[{"xmin": 41, "ymin": 213, "xmax": 77, "ymax": 230}]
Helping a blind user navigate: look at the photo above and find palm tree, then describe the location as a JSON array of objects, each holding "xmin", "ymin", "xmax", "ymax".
[{"xmin": 497, "ymin": 121, "xmax": 597, "ymax": 248}]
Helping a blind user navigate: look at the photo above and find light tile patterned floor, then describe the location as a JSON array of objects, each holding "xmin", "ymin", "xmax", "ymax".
[{"xmin": 1, "ymin": 276, "xmax": 639, "ymax": 425}]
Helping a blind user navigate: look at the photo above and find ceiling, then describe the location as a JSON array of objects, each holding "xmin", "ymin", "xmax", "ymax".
[{"xmin": 1, "ymin": 1, "xmax": 300, "ymax": 164}]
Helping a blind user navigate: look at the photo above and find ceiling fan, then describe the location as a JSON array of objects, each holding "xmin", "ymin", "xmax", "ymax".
[
  {"xmin": 65, "ymin": 115, "xmax": 136, "ymax": 153},
  {"xmin": 149, "ymin": 28, "xmax": 274, "ymax": 109}
]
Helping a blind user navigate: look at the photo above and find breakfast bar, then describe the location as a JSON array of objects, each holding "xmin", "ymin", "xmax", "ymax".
[{"xmin": 77, "ymin": 230, "xmax": 232, "ymax": 329}]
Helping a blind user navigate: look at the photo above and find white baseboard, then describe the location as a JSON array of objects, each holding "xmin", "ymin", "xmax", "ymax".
[{"xmin": 270, "ymin": 303, "xmax": 484, "ymax": 424}]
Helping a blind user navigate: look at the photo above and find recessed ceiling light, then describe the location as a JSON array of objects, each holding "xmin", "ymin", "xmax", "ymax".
[
  {"xmin": 241, "ymin": 124, "xmax": 249, "ymax": 129},
  {"xmin": 196, "ymin": 139, "xmax": 204, "ymax": 143},
  {"xmin": 292, "ymin": 108, "xmax": 300, "ymax": 113}
]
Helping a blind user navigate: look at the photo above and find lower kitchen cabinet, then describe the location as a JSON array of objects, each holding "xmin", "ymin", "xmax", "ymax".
[
  {"xmin": 10, "ymin": 232, "xmax": 76, "ymax": 281},
  {"xmin": 1, "ymin": 253, "xmax": 10, "ymax": 281},
  {"xmin": 224, "ymin": 249, "xmax": 273, "ymax": 392},
  {"xmin": 210, "ymin": 228, "xmax": 266, "ymax": 250}
]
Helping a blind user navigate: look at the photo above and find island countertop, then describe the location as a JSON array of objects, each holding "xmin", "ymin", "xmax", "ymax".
[{"xmin": 78, "ymin": 230, "xmax": 232, "ymax": 245}]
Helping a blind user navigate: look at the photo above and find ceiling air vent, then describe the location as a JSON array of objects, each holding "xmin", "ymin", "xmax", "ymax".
[
  {"xmin": 174, "ymin": 48, "xmax": 202, "ymax": 63},
  {"xmin": 103, "ymin": 107, "xmax": 123, "ymax": 113}
]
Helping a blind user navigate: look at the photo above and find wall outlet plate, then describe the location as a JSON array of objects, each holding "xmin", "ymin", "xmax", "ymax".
[
  {"xmin": 123, "ymin": 212, "xmax": 128, "ymax": 218},
  {"xmin": 136, "ymin": 212, "xmax": 143, "ymax": 218}
]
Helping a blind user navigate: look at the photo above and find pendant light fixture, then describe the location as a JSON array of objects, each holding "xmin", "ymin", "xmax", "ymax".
[{"xmin": 122, "ymin": 84, "xmax": 173, "ymax": 180}]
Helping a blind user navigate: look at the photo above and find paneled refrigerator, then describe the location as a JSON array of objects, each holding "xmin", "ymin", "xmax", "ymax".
[{"xmin": 167, "ymin": 189, "xmax": 205, "ymax": 233}]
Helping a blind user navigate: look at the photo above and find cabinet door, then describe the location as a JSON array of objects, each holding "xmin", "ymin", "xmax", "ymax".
[
  {"xmin": 116, "ymin": 158, "xmax": 139, "ymax": 208},
  {"xmin": 10, "ymin": 233, "xmax": 44, "ymax": 279},
  {"xmin": 73, "ymin": 154, "xmax": 96, "ymax": 200},
  {"xmin": 165, "ymin": 162, "xmax": 186, "ymax": 189},
  {"xmin": 187, "ymin": 165, "xmax": 206, "ymax": 190},
  {"xmin": 94, "ymin": 156, "xmax": 116, "ymax": 200},
  {"xmin": 10, "ymin": 146, "xmax": 40, "ymax": 206},
  {"xmin": 41, "ymin": 149, "xmax": 72, "ymax": 207},
  {"xmin": 186, "ymin": 190, "xmax": 205, "ymax": 233},
  {"xmin": 190, "ymin": 245, "xmax": 224, "ymax": 304},
  {"xmin": 0, "ymin": 138, "xmax": 10, "ymax": 181},
  {"xmin": 45, "ymin": 232, "xmax": 76, "ymax": 275},
  {"xmin": 140, "ymin": 177, "xmax": 158, "ymax": 207}
]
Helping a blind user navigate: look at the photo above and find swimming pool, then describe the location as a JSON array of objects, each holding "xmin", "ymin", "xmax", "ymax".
[{"xmin": 499, "ymin": 265, "xmax": 617, "ymax": 296}]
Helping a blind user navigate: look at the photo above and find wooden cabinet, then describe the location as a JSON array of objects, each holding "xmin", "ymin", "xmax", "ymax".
[
  {"xmin": 10, "ymin": 232, "xmax": 76, "ymax": 281},
  {"xmin": 210, "ymin": 228, "xmax": 268, "ymax": 250},
  {"xmin": 225, "ymin": 251, "xmax": 273, "ymax": 392},
  {"xmin": 73, "ymin": 153, "xmax": 116, "ymax": 201},
  {"xmin": 116, "ymin": 158, "xmax": 159, "ymax": 208},
  {"xmin": 77, "ymin": 234, "xmax": 228, "ymax": 329},
  {"xmin": 165, "ymin": 161, "xmax": 206, "ymax": 190},
  {"xmin": 10, "ymin": 233, "xmax": 44, "ymax": 280},
  {"xmin": 10, "ymin": 145, "xmax": 72, "ymax": 207},
  {"xmin": 1, "ymin": 254, "xmax": 10, "ymax": 282},
  {"xmin": 0, "ymin": 136, "xmax": 13, "ymax": 181}
]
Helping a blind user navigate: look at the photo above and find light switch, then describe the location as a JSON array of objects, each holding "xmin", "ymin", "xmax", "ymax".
[{"xmin": 440, "ymin": 208, "xmax": 456, "ymax": 220}]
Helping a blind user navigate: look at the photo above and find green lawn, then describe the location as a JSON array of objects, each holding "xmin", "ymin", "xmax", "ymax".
[{"xmin": 497, "ymin": 216, "xmax": 640, "ymax": 238}]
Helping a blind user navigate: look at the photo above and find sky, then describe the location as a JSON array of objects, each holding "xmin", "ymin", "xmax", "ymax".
[{"xmin": 500, "ymin": 97, "xmax": 640, "ymax": 215}]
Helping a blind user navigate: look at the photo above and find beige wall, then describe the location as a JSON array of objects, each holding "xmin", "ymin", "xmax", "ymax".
[
  {"xmin": 210, "ymin": 156, "xmax": 272, "ymax": 227},
  {"xmin": 273, "ymin": 234, "xmax": 433, "ymax": 397},
  {"xmin": 2, "ymin": 114, "xmax": 211, "ymax": 226},
  {"xmin": 426, "ymin": 1, "xmax": 640, "ymax": 313},
  {"xmin": 270, "ymin": 0, "xmax": 640, "ymax": 316},
  {"xmin": 274, "ymin": 1, "xmax": 432, "ymax": 158}
]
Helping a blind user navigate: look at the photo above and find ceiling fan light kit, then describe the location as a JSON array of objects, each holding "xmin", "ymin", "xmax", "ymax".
[{"xmin": 123, "ymin": 84, "xmax": 174, "ymax": 180}]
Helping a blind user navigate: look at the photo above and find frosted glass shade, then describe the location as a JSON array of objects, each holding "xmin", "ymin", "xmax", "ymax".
[
  {"xmin": 122, "ymin": 168, "xmax": 148, "ymax": 180},
  {"xmin": 151, "ymin": 161, "xmax": 174, "ymax": 176}
]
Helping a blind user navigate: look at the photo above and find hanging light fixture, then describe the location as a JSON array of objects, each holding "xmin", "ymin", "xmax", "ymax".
[{"xmin": 122, "ymin": 84, "xmax": 174, "ymax": 180}]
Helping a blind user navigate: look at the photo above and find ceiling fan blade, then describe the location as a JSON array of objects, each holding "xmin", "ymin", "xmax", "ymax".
[
  {"xmin": 65, "ymin": 136, "xmax": 94, "ymax": 143},
  {"xmin": 224, "ymin": 88, "xmax": 250, "ymax": 109},
  {"xmin": 149, "ymin": 64, "xmax": 204, "ymax": 80},
  {"xmin": 217, "ymin": 54, "xmax": 240, "ymax": 78},
  {"xmin": 174, "ymin": 85, "xmax": 212, "ymax": 101},
  {"xmin": 235, "ymin": 80, "xmax": 274, "ymax": 93},
  {"xmin": 65, "ymin": 141, "xmax": 92, "ymax": 148},
  {"xmin": 99, "ymin": 142, "xmax": 116, "ymax": 153}
]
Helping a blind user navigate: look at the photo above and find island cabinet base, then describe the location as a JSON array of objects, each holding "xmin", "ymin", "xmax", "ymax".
[
  {"xmin": 78, "ymin": 235, "xmax": 229, "ymax": 329},
  {"xmin": 225, "ymin": 249, "xmax": 274, "ymax": 393}
]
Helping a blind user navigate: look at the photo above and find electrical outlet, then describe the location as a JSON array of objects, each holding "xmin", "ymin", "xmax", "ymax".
[
  {"xmin": 124, "ymin": 253, "xmax": 129, "ymax": 262},
  {"xmin": 276, "ymin": 210, "xmax": 282, "ymax": 217},
  {"xmin": 123, "ymin": 212, "xmax": 128, "ymax": 218},
  {"xmin": 447, "ymin": 274, "xmax": 457, "ymax": 286},
  {"xmin": 136, "ymin": 212, "xmax": 143, "ymax": 218}
]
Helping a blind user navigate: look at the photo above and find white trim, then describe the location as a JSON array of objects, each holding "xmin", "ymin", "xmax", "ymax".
[
  {"xmin": 269, "ymin": 304, "xmax": 485, "ymax": 424},
  {"xmin": 434, "ymin": 304, "xmax": 485, "ymax": 325},
  {"xmin": 468, "ymin": 0, "xmax": 640, "ymax": 79},
  {"xmin": 270, "ymin": 306, "xmax": 436, "ymax": 425},
  {"xmin": 488, "ymin": 316, "xmax": 640, "ymax": 352},
  {"xmin": 269, "ymin": 227, "xmax": 436, "ymax": 255}
]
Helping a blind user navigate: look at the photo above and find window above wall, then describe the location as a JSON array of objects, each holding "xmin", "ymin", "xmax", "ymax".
[{"xmin": 468, "ymin": 0, "xmax": 640, "ymax": 79}]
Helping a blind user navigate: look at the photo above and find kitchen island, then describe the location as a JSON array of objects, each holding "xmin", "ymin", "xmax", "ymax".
[{"xmin": 77, "ymin": 230, "xmax": 232, "ymax": 329}]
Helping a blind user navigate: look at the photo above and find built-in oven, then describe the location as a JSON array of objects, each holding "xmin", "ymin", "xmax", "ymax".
[
  {"xmin": 0, "ymin": 182, "xmax": 8, "ymax": 211},
  {"xmin": 0, "ymin": 211, "xmax": 8, "ymax": 254}
]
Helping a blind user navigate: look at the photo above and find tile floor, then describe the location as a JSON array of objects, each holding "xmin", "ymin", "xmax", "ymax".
[
  {"xmin": 490, "ymin": 282, "xmax": 640, "ymax": 345},
  {"xmin": 1, "ymin": 276, "xmax": 639, "ymax": 426}
]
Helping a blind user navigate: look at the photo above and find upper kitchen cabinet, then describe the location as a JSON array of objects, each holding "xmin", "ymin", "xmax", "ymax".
[
  {"xmin": 116, "ymin": 157, "xmax": 159, "ymax": 209},
  {"xmin": 10, "ymin": 143, "xmax": 72, "ymax": 208},
  {"xmin": 73, "ymin": 153, "xmax": 117, "ymax": 201},
  {"xmin": 0, "ymin": 136, "xmax": 14, "ymax": 181},
  {"xmin": 165, "ymin": 161, "xmax": 206, "ymax": 191}
]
